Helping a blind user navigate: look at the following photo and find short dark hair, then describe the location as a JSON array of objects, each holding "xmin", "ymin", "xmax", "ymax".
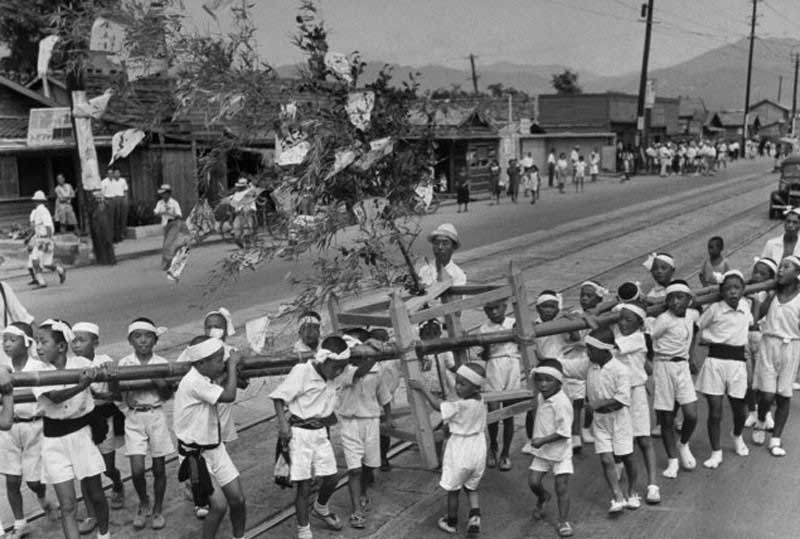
[
  {"xmin": 10, "ymin": 321, "xmax": 33, "ymax": 339},
  {"xmin": 708, "ymin": 236, "xmax": 724, "ymax": 249},
  {"xmin": 189, "ymin": 335, "xmax": 210, "ymax": 346},
  {"xmin": 320, "ymin": 335, "xmax": 348, "ymax": 354}
]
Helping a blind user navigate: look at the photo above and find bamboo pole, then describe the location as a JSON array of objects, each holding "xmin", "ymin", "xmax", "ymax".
[{"xmin": 9, "ymin": 281, "xmax": 775, "ymax": 388}]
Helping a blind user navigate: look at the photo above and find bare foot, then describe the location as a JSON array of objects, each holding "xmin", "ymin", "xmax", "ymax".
[{"xmin": 532, "ymin": 491, "xmax": 551, "ymax": 520}]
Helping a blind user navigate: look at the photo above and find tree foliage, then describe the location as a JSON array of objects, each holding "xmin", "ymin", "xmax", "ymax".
[{"xmin": 551, "ymin": 68, "xmax": 582, "ymax": 95}]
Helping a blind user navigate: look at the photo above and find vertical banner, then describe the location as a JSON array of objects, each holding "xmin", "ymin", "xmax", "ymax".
[
  {"xmin": 37, "ymin": 35, "xmax": 60, "ymax": 78},
  {"xmin": 645, "ymin": 79, "xmax": 656, "ymax": 109},
  {"xmin": 71, "ymin": 91, "xmax": 103, "ymax": 192}
]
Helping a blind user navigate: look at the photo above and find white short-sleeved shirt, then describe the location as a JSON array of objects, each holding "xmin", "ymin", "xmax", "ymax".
[
  {"xmin": 532, "ymin": 389, "xmax": 572, "ymax": 462},
  {"xmin": 154, "ymin": 198, "xmax": 182, "ymax": 226},
  {"xmin": 89, "ymin": 354, "xmax": 114, "ymax": 405},
  {"xmin": 586, "ymin": 357, "xmax": 631, "ymax": 407},
  {"xmin": 698, "ymin": 299, "xmax": 752, "ymax": 346},
  {"xmin": 269, "ymin": 361, "xmax": 356, "ymax": 420},
  {"xmin": 417, "ymin": 260, "xmax": 467, "ymax": 288},
  {"xmin": 761, "ymin": 236, "xmax": 800, "ymax": 264},
  {"xmin": 101, "ymin": 177, "xmax": 128, "ymax": 198},
  {"xmin": 762, "ymin": 291, "xmax": 800, "ymax": 341},
  {"xmin": 30, "ymin": 204, "xmax": 53, "ymax": 237},
  {"xmin": 441, "ymin": 398, "xmax": 486, "ymax": 436},
  {"xmin": 479, "ymin": 317, "xmax": 519, "ymax": 360},
  {"xmin": 650, "ymin": 310, "xmax": 700, "ymax": 359},
  {"xmin": 336, "ymin": 365, "xmax": 393, "ymax": 419},
  {"xmin": 173, "ymin": 366, "xmax": 224, "ymax": 446},
  {"xmin": 10, "ymin": 357, "xmax": 49, "ymax": 419},
  {"xmin": 534, "ymin": 316, "xmax": 572, "ymax": 359},
  {"xmin": 614, "ymin": 329, "xmax": 649, "ymax": 387},
  {"xmin": 32, "ymin": 356, "xmax": 96, "ymax": 419},
  {"xmin": 117, "ymin": 354, "xmax": 169, "ymax": 408}
]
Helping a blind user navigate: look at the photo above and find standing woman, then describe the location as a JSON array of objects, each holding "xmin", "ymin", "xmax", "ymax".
[
  {"xmin": 88, "ymin": 191, "xmax": 116, "ymax": 266},
  {"xmin": 154, "ymin": 185, "xmax": 183, "ymax": 271},
  {"xmin": 53, "ymin": 174, "xmax": 77, "ymax": 234}
]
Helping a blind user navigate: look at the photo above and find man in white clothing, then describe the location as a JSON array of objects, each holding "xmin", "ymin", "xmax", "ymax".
[
  {"xmin": 417, "ymin": 223, "xmax": 466, "ymax": 289},
  {"xmin": 762, "ymin": 208, "xmax": 800, "ymax": 262}
]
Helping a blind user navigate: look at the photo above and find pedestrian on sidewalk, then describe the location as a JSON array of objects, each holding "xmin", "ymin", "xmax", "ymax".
[
  {"xmin": 88, "ymin": 191, "xmax": 116, "ymax": 266},
  {"xmin": 489, "ymin": 159, "xmax": 501, "ymax": 204},
  {"xmin": 530, "ymin": 165, "xmax": 541, "ymax": 204},
  {"xmin": 507, "ymin": 159, "xmax": 520, "ymax": 203},
  {"xmin": 547, "ymin": 149, "xmax": 556, "ymax": 188},
  {"xmin": 574, "ymin": 156, "xmax": 586, "ymax": 193},
  {"xmin": 456, "ymin": 170, "xmax": 470, "ymax": 213},
  {"xmin": 101, "ymin": 168, "xmax": 129, "ymax": 243},
  {"xmin": 53, "ymin": 174, "xmax": 77, "ymax": 234},
  {"xmin": 26, "ymin": 191, "xmax": 66, "ymax": 289},
  {"xmin": 556, "ymin": 153, "xmax": 568, "ymax": 193},
  {"xmin": 589, "ymin": 149, "xmax": 600, "ymax": 183},
  {"xmin": 154, "ymin": 185, "xmax": 183, "ymax": 271}
]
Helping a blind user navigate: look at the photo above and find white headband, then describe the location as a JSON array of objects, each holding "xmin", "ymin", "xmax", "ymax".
[
  {"xmin": 127, "ymin": 321, "xmax": 167, "ymax": 337},
  {"xmin": 50, "ymin": 321, "xmax": 74, "ymax": 343},
  {"xmin": 783, "ymin": 207, "xmax": 800, "ymax": 217},
  {"xmin": 39, "ymin": 318, "xmax": 56, "ymax": 327},
  {"xmin": 532, "ymin": 365, "xmax": 564, "ymax": 383},
  {"xmin": 314, "ymin": 347, "xmax": 351, "ymax": 364},
  {"xmin": 536, "ymin": 293, "xmax": 563, "ymax": 309},
  {"xmin": 618, "ymin": 303, "xmax": 647, "ymax": 321},
  {"xmin": 665, "ymin": 283, "xmax": 693, "ymax": 296},
  {"xmin": 73, "ymin": 322, "xmax": 99, "ymax": 337},
  {"xmin": 3, "ymin": 326, "xmax": 34, "ymax": 347},
  {"xmin": 456, "ymin": 364, "xmax": 485, "ymax": 387},
  {"xmin": 580, "ymin": 280, "xmax": 609, "ymax": 297},
  {"xmin": 753, "ymin": 257, "xmax": 778, "ymax": 275},
  {"xmin": 783, "ymin": 255, "xmax": 800, "ymax": 270},
  {"xmin": 721, "ymin": 270, "xmax": 745, "ymax": 283},
  {"xmin": 177, "ymin": 337, "xmax": 225, "ymax": 363},
  {"xmin": 584, "ymin": 335, "xmax": 616, "ymax": 351},
  {"xmin": 643, "ymin": 253, "xmax": 675, "ymax": 271},
  {"xmin": 342, "ymin": 334, "xmax": 362, "ymax": 349},
  {"xmin": 299, "ymin": 315, "xmax": 321, "ymax": 327},
  {"xmin": 206, "ymin": 308, "xmax": 235, "ymax": 336}
]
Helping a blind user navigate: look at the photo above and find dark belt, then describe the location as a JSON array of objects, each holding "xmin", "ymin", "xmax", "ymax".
[
  {"xmin": 43, "ymin": 409, "xmax": 108, "ymax": 444},
  {"xmin": 13, "ymin": 416, "xmax": 41, "ymax": 423},
  {"xmin": 707, "ymin": 343, "xmax": 746, "ymax": 362},
  {"xmin": 289, "ymin": 414, "xmax": 337, "ymax": 430},
  {"xmin": 655, "ymin": 356, "xmax": 687, "ymax": 362}
]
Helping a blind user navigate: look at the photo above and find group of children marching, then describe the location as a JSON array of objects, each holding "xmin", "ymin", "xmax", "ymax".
[
  {"xmin": 0, "ymin": 309, "xmax": 246, "ymax": 539},
  {"xmin": 1, "ymin": 235, "xmax": 799, "ymax": 539}
]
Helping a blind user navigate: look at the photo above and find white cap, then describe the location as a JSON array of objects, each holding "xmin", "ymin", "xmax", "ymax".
[
  {"xmin": 427, "ymin": 223, "xmax": 460, "ymax": 249},
  {"xmin": 32, "ymin": 190, "xmax": 46, "ymax": 201},
  {"xmin": 157, "ymin": 184, "xmax": 172, "ymax": 194}
]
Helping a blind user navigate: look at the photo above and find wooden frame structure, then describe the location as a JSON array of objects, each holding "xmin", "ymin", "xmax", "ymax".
[{"xmin": 328, "ymin": 262, "xmax": 538, "ymax": 469}]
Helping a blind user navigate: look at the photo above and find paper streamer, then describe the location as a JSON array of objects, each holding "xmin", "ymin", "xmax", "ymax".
[
  {"xmin": 324, "ymin": 149, "xmax": 357, "ymax": 180},
  {"xmin": 324, "ymin": 52, "xmax": 352, "ymax": 83},
  {"xmin": 277, "ymin": 141, "xmax": 310, "ymax": 166},
  {"xmin": 37, "ymin": 36, "xmax": 59, "ymax": 78},
  {"xmin": 245, "ymin": 316, "xmax": 271, "ymax": 354},
  {"xmin": 72, "ymin": 90, "xmax": 113, "ymax": 120},
  {"xmin": 346, "ymin": 91, "xmax": 375, "ymax": 131},
  {"xmin": 110, "ymin": 128, "xmax": 146, "ymax": 165}
]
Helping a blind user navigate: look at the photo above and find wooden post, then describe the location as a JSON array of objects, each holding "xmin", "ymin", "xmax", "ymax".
[
  {"xmin": 71, "ymin": 91, "xmax": 102, "ymax": 192},
  {"xmin": 508, "ymin": 262, "xmax": 537, "ymax": 375},
  {"xmin": 388, "ymin": 291, "xmax": 439, "ymax": 469},
  {"xmin": 327, "ymin": 294, "xmax": 342, "ymax": 333},
  {"xmin": 443, "ymin": 293, "xmax": 468, "ymax": 367}
]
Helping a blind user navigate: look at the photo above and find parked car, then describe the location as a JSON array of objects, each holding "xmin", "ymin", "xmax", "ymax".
[{"xmin": 770, "ymin": 156, "xmax": 800, "ymax": 218}]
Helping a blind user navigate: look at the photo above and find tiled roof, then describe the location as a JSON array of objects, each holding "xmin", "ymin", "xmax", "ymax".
[{"xmin": 0, "ymin": 117, "xmax": 29, "ymax": 139}]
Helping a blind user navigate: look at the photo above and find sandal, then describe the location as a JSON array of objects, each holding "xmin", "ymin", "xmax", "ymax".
[
  {"xmin": 78, "ymin": 517, "xmax": 96, "ymax": 534},
  {"xmin": 466, "ymin": 514, "xmax": 481, "ymax": 535},
  {"xmin": 498, "ymin": 457, "xmax": 512, "ymax": 471},
  {"xmin": 312, "ymin": 507, "xmax": 344, "ymax": 531},
  {"xmin": 349, "ymin": 512, "xmax": 366, "ymax": 529},
  {"xmin": 558, "ymin": 521, "xmax": 574, "ymax": 537},
  {"xmin": 487, "ymin": 449, "xmax": 497, "ymax": 468}
]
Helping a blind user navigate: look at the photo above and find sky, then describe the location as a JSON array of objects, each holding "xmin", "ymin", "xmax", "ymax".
[{"xmin": 182, "ymin": 0, "xmax": 800, "ymax": 77}]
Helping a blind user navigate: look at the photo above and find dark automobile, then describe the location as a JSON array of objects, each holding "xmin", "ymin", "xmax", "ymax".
[{"xmin": 770, "ymin": 156, "xmax": 800, "ymax": 219}]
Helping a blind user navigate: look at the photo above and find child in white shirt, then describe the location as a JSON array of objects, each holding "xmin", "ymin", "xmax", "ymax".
[
  {"xmin": 115, "ymin": 318, "xmax": 174, "ymax": 530},
  {"xmin": 744, "ymin": 257, "xmax": 776, "ymax": 428},
  {"xmin": 410, "ymin": 362, "xmax": 487, "ymax": 536}
]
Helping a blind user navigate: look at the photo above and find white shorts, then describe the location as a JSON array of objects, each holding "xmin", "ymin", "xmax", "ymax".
[
  {"xmin": 42, "ymin": 426, "xmax": 106, "ymax": 484},
  {"xmin": 218, "ymin": 402, "xmax": 238, "ymax": 444},
  {"xmin": 592, "ymin": 408, "xmax": 633, "ymax": 456},
  {"xmin": 440, "ymin": 434, "xmax": 486, "ymax": 491},
  {"xmin": 0, "ymin": 421, "xmax": 43, "ymax": 480},
  {"xmin": 563, "ymin": 378, "xmax": 586, "ymax": 401},
  {"xmin": 630, "ymin": 385, "xmax": 651, "ymax": 438},
  {"xmin": 339, "ymin": 417, "xmax": 380, "ymax": 470},
  {"xmin": 97, "ymin": 416, "xmax": 122, "ymax": 455},
  {"xmin": 124, "ymin": 408, "xmax": 175, "ymax": 458},
  {"xmin": 289, "ymin": 427, "xmax": 337, "ymax": 482},
  {"xmin": 653, "ymin": 361, "xmax": 697, "ymax": 411},
  {"xmin": 529, "ymin": 456, "xmax": 573, "ymax": 475},
  {"xmin": 754, "ymin": 336, "xmax": 800, "ymax": 398},
  {"xmin": 203, "ymin": 444, "xmax": 239, "ymax": 487},
  {"xmin": 696, "ymin": 357, "xmax": 747, "ymax": 399},
  {"xmin": 485, "ymin": 356, "xmax": 521, "ymax": 392}
]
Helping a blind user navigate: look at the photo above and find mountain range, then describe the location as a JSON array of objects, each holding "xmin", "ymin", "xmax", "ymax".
[{"xmin": 276, "ymin": 37, "xmax": 800, "ymax": 112}]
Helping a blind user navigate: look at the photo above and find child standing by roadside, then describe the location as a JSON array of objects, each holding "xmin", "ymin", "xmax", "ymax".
[
  {"xmin": 271, "ymin": 335, "xmax": 378, "ymax": 539},
  {"xmin": 530, "ymin": 165, "xmax": 541, "ymax": 205},
  {"xmin": 556, "ymin": 154, "xmax": 568, "ymax": 194},
  {"xmin": 699, "ymin": 236, "xmax": 731, "ymax": 287},
  {"xmin": 695, "ymin": 271, "xmax": 752, "ymax": 468},
  {"xmin": 613, "ymin": 303, "xmax": 660, "ymax": 504},
  {"xmin": 410, "ymin": 363, "xmax": 487, "ymax": 536},
  {"xmin": 71, "ymin": 322, "xmax": 125, "ymax": 535},
  {"xmin": 32, "ymin": 321, "xmax": 110, "ymax": 539},
  {"xmin": 0, "ymin": 323, "xmax": 58, "ymax": 539},
  {"xmin": 650, "ymin": 281, "xmax": 700, "ymax": 478},
  {"xmin": 115, "ymin": 318, "xmax": 174, "ymax": 531},
  {"xmin": 527, "ymin": 358, "xmax": 574, "ymax": 538},
  {"xmin": 574, "ymin": 156, "xmax": 586, "ymax": 193},
  {"xmin": 478, "ymin": 299, "xmax": 520, "ymax": 471}
]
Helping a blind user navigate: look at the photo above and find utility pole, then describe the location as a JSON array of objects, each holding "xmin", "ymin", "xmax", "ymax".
[
  {"xmin": 742, "ymin": 0, "xmax": 758, "ymax": 148},
  {"xmin": 469, "ymin": 53, "xmax": 479, "ymax": 95},
  {"xmin": 635, "ymin": 0, "xmax": 654, "ymax": 149},
  {"xmin": 792, "ymin": 52, "xmax": 799, "ymax": 135},
  {"xmin": 778, "ymin": 75, "xmax": 783, "ymax": 102}
]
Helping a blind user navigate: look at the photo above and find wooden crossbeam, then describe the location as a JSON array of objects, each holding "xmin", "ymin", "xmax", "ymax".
[
  {"xmin": 405, "ymin": 279, "xmax": 453, "ymax": 313},
  {"xmin": 336, "ymin": 312, "xmax": 393, "ymax": 328},
  {"xmin": 383, "ymin": 427, "xmax": 445, "ymax": 443},
  {"xmin": 409, "ymin": 285, "xmax": 513, "ymax": 324},
  {"xmin": 482, "ymin": 389, "xmax": 535, "ymax": 403},
  {"xmin": 486, "ymin": 400, "xmax": 535, "ymax": 425},
  {"xmin": 447, "ymin": 284, "xmax": 505, "ymax": 296}
]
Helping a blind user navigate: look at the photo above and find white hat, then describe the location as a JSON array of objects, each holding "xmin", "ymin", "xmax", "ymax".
[
  {"xmin": 234, "ymin": 178, "xmax": 249, "ymax": 188},
  {"xmin": 427, "ymin": 223, "xmax": 460, "ymax": 249},
  {"xmin": 157, "ymin": 184, "xmax": 172, "ymax": 194},
  {"xmin": 32, "ymin": 191, "xmax": 46, "ymax": 202}
]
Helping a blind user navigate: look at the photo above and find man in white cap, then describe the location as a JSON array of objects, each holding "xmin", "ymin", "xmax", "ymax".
[
  {"xmin": 230, "ymin": 178, "xmax": 256, "ymax": 247},
  {"xmin": 154, "ymin": 185, "xmax": 183, "ymax": 270},
  {"xmin": 417, "ymin": 223, "xmax": 466, "ymax": 289},
  {"xmin": 27, "ymin": 190, "xmax": 66, "ymax": 289}
]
